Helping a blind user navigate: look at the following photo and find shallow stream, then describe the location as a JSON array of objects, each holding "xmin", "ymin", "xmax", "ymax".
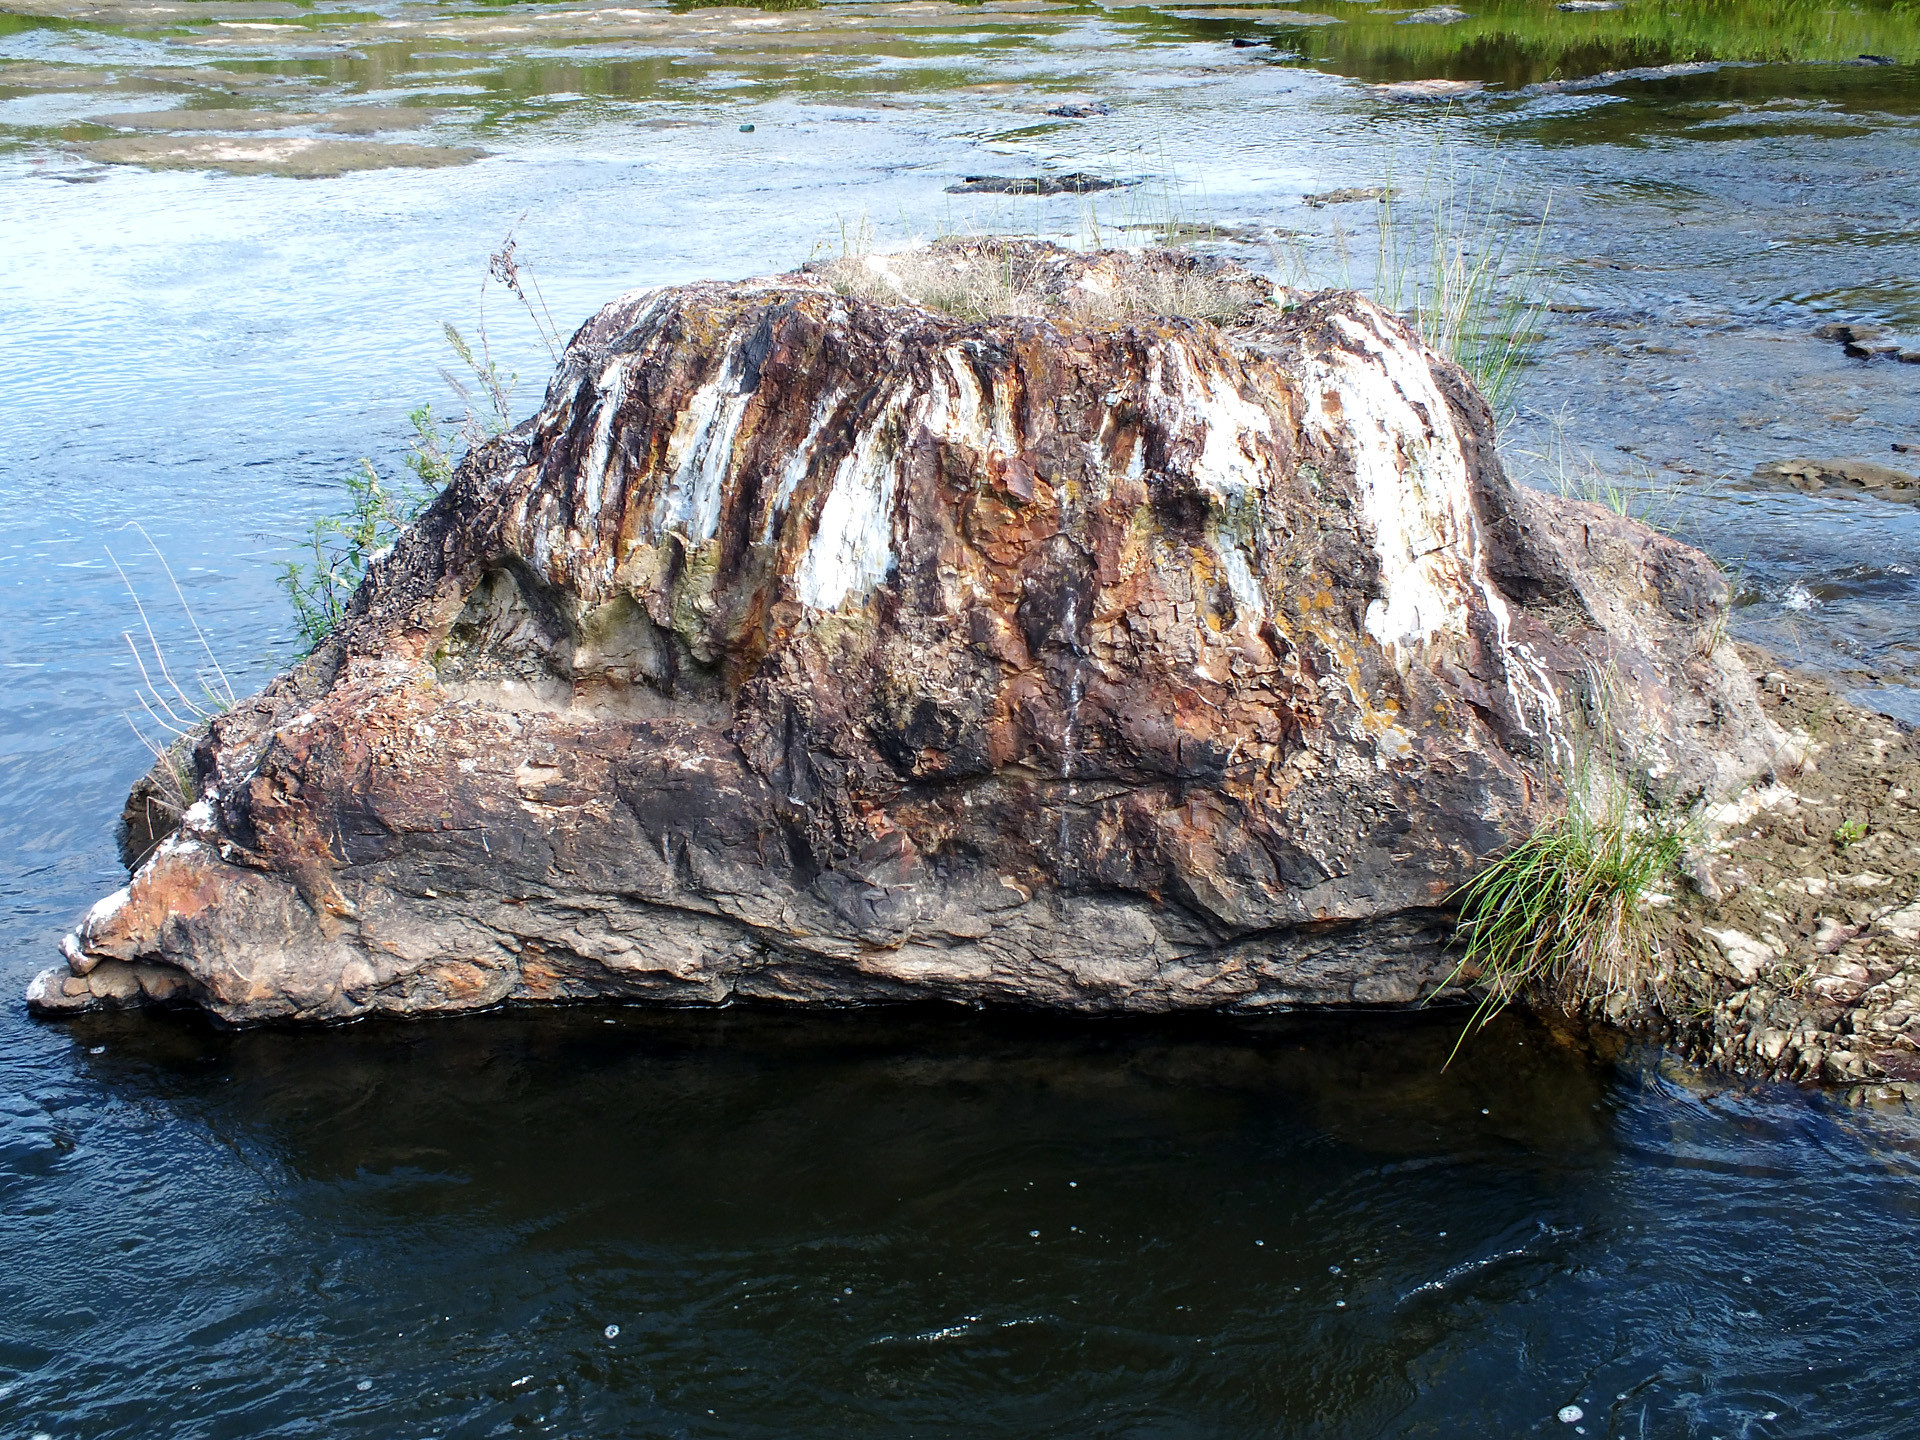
[{"xmin": 3, "ymin": 0, "xmax": 1919, "ymax": 1433}]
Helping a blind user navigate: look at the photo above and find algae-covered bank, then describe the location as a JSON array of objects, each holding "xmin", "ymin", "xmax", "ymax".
[{"xmin": 6, "ymin": 0, "xmax": 1920, "ymax": 1434}]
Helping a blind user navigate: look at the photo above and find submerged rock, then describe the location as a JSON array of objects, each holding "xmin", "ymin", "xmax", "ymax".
[
  {"xmin": 945, "ymin": 174, "xmax": 1131, "ymax": 196},
  {"xmin": 30, "ymin": 241, "xmax": 1777, "ymax": 1025},
  {"xmin": 1370, "ymin": 78, "xmax": 1485, "ymax": 102},
  {"xmin": 78, "ymin": 134, "xmax": 485, "ymax": 177},
  {"xmin": 1300, "ymin": 186, "xmax": 1398, "ymax": 207},
  {"xmin": 1748, "ymin": 456, "xmax": 1920, "ymax": 500}
]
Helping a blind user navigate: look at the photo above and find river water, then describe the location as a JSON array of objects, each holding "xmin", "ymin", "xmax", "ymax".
[{"xmin": 2, "ymin": 1, "xmax": 1919, "ymax": 1434}]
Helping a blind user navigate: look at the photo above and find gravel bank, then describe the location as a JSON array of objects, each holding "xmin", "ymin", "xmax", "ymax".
[{"xmin": 1643, "ymin": 646, "xmax": 1920, "ymax": 1103}]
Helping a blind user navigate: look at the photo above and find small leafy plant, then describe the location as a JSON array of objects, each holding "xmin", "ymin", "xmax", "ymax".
[
  {"xmin": 1833, "ymin": 817, "xmax": 1868, "ymax": 850},
  {"xmin": 276, "ymin": 227, "xmax": 565, "ymax": 655},
  {"xmin": 277, "ymin": 423, "xmax": 444, "ymax": 654},
  {"xmin": 1440, "ymin": 778, "xmax": 1691, "ymax": 1062}
]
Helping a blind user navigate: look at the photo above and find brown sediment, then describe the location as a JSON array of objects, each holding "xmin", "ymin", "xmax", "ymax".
[
  {"xmin": 91, "ymin": 106, "xmax": 443, "ymax": 134},
  {"xmin": 0, "ymin": 63, "xmax": 122, "ymax": 89},
  {"xmin": 0, "ymin": 63, "xmax": 311, "ymax": 97},
  {"xmin": 0, "ymin": 0, "xmax": 300, "ymax": 17}
]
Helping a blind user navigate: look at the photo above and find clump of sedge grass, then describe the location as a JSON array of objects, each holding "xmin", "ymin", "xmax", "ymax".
[
  {"xmin": 1274, "ymin": 145, "xmax": 1553, "ymax": 424},
  {"xmin": 1377, "ymin": 176, "xmax": 1551, "ymax": 424},
  {"xmin": 1440, "ymin": 778, "xmax": 1690, "ymax": 1062}
]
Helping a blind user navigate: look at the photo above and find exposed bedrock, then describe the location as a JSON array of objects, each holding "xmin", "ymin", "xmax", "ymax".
[{"xmin": 30, "ymin": 243, "xmax": 1781, "ymax": 1024}]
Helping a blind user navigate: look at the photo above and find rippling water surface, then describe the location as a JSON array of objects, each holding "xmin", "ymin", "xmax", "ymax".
[
  {"xmin": 3, "ymin": 0, "xmax": 1919, "ymax": 1432},
  {"xmin": 11, "ymin": 1006, "xmax": 1920, "ymax": 1437}
]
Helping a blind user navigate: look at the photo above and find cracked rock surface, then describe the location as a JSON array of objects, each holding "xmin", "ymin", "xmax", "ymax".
[{"xmin": 29, "ymin": 242, "xmax": 1777, "ymax": 1024}]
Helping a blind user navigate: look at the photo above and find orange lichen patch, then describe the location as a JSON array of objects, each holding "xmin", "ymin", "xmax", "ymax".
[
  {"xmin": 512, "ymin": 957, "xmax": 569, "ymax": 999},
  {"xmin": 427, "ymin": 959, "xmax": 497, "ymax": 1002}
]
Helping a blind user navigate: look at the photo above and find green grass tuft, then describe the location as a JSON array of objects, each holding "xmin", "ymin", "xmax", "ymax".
[{"xmin": 1440, "ymin": 781, "xmax": 1690, "ymax": 1063}]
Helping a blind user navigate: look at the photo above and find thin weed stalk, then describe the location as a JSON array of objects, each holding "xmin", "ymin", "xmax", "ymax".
[
  {"xmin": 109, "ymin": 524, "xmax": 239, "ymax": 820},
  {"xmin": 1505, "ymin": 408, "xmax": 1681, "ymax": 531}
]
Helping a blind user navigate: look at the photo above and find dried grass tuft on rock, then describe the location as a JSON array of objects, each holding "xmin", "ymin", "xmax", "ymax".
[{"xmin": 813, "ymin": 237, "xmax": 1275, "ymax": 325}]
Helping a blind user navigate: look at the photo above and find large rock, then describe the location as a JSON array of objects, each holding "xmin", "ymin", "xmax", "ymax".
[{"xmin": 29, "ymin": 242, "xmax": 1780, "ymax": 1024}]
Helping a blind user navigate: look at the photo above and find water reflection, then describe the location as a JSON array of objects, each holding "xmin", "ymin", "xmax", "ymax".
[
  {"xmin": 3, "ymin": 0, "xmax": 1915, "ymax": 140},
  {"xmin": 1261, "ymin": 0, "xmax": 1920, "ymax": 85},
  {"xmin": 11, "ymin": 1003, "xmax": 1919, "ymax": 1436}
]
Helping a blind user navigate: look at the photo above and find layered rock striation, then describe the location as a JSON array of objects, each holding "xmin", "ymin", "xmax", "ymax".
[{"xmin": 31, "ymin": 243, "xmax": 1780, "ymax": 1024}]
